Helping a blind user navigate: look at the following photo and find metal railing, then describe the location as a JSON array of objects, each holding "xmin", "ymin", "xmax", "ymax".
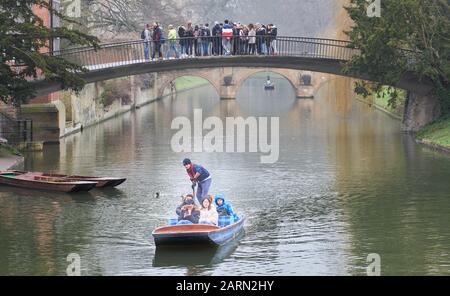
[
  {"xmin": 0, "ymin": 112, "xmax": 33, "ymax": 144},
  {"xmin": 46, "ymin": 36, "xmax": 359, "ymax": 71}
]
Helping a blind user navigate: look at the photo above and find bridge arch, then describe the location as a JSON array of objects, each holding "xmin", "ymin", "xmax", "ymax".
[
  {"xmin": 157, "ymin": 70, "xmax": 221, "ymax": 99},
  {"xmin": 233, "ymin": 68, "xmax": 300, "ymax": 97}
]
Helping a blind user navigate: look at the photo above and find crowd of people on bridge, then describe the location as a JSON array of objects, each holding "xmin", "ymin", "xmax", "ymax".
[{"xmin": 141, "ymin": 20, "xmax": 278, "ymax": 60}]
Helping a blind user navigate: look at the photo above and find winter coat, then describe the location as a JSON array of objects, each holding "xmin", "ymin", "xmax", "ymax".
[
  {"xmin": 214, "ymin": 194, "xmax": 238, "ymax": 220},
  {"xmin": 176, "ymin": 201, "xmax": 200, "ymax": 224},
  {"xmin": 199, "ymin": 205, "xmax": 218, "ymax": 225},
  {"xmin": 152, "ymin": 26, "xmax": 163, "ymax": 42},
  {"xmin": 168, "ymin": 29, "xmax": 177, "ymax": 41},
  {"xmin": 248, "ymin": 29, "xmax": 256, "ymax": 44}
]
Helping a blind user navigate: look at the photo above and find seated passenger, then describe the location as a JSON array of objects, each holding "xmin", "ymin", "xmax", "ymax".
[
  {"xmin": 176, "ymin": 194, "xmax": 200, "ymax": 224},
  {"xmin": 199, "ymin": 195, "xmax": 218, "ymax": 226},
  {"xmin": 214, "ymin": 193, "xmax": 238, "ymax": 221}
]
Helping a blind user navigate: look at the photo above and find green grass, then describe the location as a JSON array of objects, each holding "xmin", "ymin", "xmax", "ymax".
[
  {"xmin": 174, "ymin": 76, "xmax": 209, "ymax": 91},
  {"xmin": 373, "ymin": 87, "xmax": 406, "ymax": 117},
  {"xmin": 0, "ymin": 144, "xmax": 22, "ymax": 157},
  {"xmin": 416, "ymin": 117, "xmax": 450, "ymax": 148}
]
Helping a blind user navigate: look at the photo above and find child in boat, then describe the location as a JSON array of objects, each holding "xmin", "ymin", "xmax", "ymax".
[
  {"xmin": 199, "ymin": 195, "xmax": 218, "ymax": 226},
  {"xmin": 176, "ymin": 194, "xmax": 200, "ymax": 224},
  {"xmin": 214, "ymin": 193, "xmax": 239, "ymax": 221}
]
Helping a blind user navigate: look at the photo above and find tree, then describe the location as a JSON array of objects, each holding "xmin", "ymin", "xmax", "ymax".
[
  {"xmin": 83, "ymin": 0, "xmax": 143, "ymax": 35},
  {"xmin": 73, "ymin": 0, "xmax": 237, "ymax": 39},
  {"xmin": 79, "ymin": 0, "xmax": 183, "ymax": 37},
  {"xmin": 343, "ymin": 0, "xmax": 450, "ymax": 113},
  {"xmin": 0, "ymin": 0, "xmax": 99, "ymax": 106}
]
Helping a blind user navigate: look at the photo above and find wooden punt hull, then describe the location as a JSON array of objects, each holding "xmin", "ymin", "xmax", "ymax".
[
  {"xmin": 0, "ymin": 174, "xmax": 97, "ymax": 193},
  {"xmin": 65, "ymin": 176, "xmax": 126, "ymax": 188},
  {"xmin": 152, "ymin": 217, "xmax": 245, "ymax": 247},
  {"xmin": 6, "ymin": 171, "xmax": 126, "ymax": 188}
]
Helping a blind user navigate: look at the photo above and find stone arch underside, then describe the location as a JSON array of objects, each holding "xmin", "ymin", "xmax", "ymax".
[
  {"xmin": 232, "ymin": 68, "xmax": 302, "ymax": 96},
  {"xmin": 157, "ymin": 69, "xmax": 222, "ymax": 99},
  {"xmin": 157, "ymin": 67, "xmax": 304, "ymax": 100}
]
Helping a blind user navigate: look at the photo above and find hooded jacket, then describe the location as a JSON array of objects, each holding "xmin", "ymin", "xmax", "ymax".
[{"xmin": 214, "ymin": 194, "xmax": 238, "ymax": 220}]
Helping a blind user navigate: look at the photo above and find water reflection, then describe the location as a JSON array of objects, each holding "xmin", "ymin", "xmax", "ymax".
[
  {"xmin": 1, "ymin": 74, "xmax": 450, "ymax": 275},
  {"xmin": 153, "ymin": 232, "xmax": 244, "ymax": 269}
]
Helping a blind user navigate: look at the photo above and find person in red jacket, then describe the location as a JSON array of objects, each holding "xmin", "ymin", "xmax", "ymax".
[{"xmin": 183, "ymin": 158, "xmax": 212, "ymax": 203}]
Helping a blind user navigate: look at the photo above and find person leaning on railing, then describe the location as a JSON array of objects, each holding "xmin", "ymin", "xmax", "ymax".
[
  {"xmin": 152, "ymin": 22, "xmax": 163, "ymax": 60},
  {"xmin": 143, "ymin": 24, "xmax": 152, "ymax": 60},
  {"xmin": 166, "ymin": 24, "xmax": 179, "ymax": 59},
  {"xmin": 178, "ymin": 25, "xmax": 186, "ymax": 58},
  {"xmin": 248, "ymin": 24, "xmax": 256, "ymax": 55}
]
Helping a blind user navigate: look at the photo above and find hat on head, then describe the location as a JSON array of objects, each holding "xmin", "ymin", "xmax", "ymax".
[{"xmin": 183, "ymin": 158, "xmax": 192, "ymax": 165}]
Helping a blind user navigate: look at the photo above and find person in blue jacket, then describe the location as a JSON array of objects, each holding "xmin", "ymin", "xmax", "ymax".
[
  {"xmin": 183, "ymin": 158, "xmax": 212, "ymax": 204},
  {"xmin": 214, "ymin": 193, "xmax": 238, "ymax": 221}
]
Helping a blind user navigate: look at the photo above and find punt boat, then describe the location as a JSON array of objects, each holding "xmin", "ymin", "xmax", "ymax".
[
  {"xmin": 152, "ymin": 216, "xmax": 245, "ymax": 247},
  {"xmin": 0, "ymin": 171, "xmax": 97, "ymax": 193},
  {"xmin": 5, "ymin": 170, "xmax": 126, "ymax": 188}
]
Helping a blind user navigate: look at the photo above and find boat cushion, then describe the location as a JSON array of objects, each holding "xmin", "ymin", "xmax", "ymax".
[{"xmin": 218, "ymin": 216, "xmax": 234, "ymax": 227}]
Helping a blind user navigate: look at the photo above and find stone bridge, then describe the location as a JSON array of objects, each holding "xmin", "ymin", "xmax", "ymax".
[{"xmin": 30, "ymin": 36, "xmax": 438, "ymax": 131}]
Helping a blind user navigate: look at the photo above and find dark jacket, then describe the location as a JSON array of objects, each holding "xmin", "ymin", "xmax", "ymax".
[
  {"xmin": 176, "ymin": 200, "xmax": 200, "ymax": 223},
  {"xmin": 186, "ymin": 164, "xmax": 211, "ymax": 183},
  {"xmin": 201, "ymin": 27, "xmax": 211, "ymax": 42},
  {"xmin": 268, "ymin": 26, "xmax": 278, "ymax": 41},
  {"xmin": 178, "ymin": 26, "xmax": 186, "ymax": 45},
  {"xmin": 212, "ymin": 24, "xmax": 221, "ymax": 37},
  {"xmin": 152, "ymin": 26, "xmax": 163, "ymax": 42}
]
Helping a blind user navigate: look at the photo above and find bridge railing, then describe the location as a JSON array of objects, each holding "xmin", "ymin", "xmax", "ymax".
[
  {"xmin": 48, "ymin": 36, "xmax": 359, "ymax": 71},
  {"xmin": 0, "ymin": 112, "xmax": 33, "ymax": 145}
]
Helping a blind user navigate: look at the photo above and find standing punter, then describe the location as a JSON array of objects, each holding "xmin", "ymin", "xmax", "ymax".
[{"xmin": 183, "ymin": 159, "xmax": 212, "ymax": 204}]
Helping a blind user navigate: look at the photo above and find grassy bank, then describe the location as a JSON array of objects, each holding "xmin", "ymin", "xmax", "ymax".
[
  {"xmin": 0, "ymin": 144, "xmax": 23, "ymax": 170},
  {"xmin": 355, "ymin": 86, "xmax": 406, "ymax": 120},
  {"xmin": 416, "ymin": 117, "xmax": 450, "ymax": 150},
  {"xmin": 0, "ymin": 144, "xmax": 21, "ymax": 157},
  {"xmin": 174, "ymin": 76, "xmax": 209, "ymax": 91},
  {"xmin": 373, "ymin": 88, "xmax": 406, "ymax": 117}
]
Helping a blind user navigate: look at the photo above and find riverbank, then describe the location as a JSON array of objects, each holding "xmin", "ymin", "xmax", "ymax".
[
  {"xmin": 174, "ymin": 76, "xmax": 209, "ymax": 92},
  {"xmin": 355, "ymin": 87, "xmax": 405, "ymax": 120},
  {"xmin": 0, "ymin": 144, "xmax": 23, "ymax": 170},
  {"xmin": 416, "ymin": 118, "xmax": 450, "ymax": 153},
  {"xmin": 357, "ymin": 87, "xmax": 450, "ymax": 155}
]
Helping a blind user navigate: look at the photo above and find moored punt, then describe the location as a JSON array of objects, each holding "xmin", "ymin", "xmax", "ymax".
[
  {"xmin": 0, "ymin": 171, "xmax": 97, "ymax": 193},
  {"xmin": 5, "ymin": 170, "xmax": 126, "ymax": 188},
  {"xmin": 64, "ymin": 176, "xmax": 126, "ymax": 188},
  {"xmin": 152, "ymin": 216, "xmax": 245, "ymax": 247}
]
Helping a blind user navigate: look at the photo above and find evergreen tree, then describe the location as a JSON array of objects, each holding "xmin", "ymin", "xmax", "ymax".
[{"xmin": 0, "ymin": 0, "xmax": 99, "ymax": 106}]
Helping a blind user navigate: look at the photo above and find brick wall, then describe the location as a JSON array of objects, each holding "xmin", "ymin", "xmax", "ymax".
[{"xmin": 31, "ymin": 1, "xmax": 58, "ymax": 103}]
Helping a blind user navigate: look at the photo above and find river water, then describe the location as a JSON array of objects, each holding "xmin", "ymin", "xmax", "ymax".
[{"xmin": 1, "ymin": 75, "xmax": 450, "ymax": 275}]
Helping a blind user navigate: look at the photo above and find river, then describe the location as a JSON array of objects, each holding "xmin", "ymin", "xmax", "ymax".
[{"xmin": 1, "ymin": 74, "xmax": 450, "ymax": 275}]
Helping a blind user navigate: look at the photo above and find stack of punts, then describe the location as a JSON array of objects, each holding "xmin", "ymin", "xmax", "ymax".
[{"xmin": 0, "ymin": 170, "xmax": 126, "ymax": 193}]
